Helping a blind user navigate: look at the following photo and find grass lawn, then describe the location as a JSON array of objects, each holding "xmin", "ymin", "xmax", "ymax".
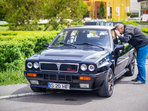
[
  {"xmin": 0, "ymin": 25, "xmax": 9, "ymax": 31},
  {"xmin": 0, "ymin": 68, "xmax": 28, "ymax": 85}
]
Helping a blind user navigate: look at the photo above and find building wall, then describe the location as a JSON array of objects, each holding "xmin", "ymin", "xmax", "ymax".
[
  {"xmin": 84, "ymin": 0, "xmax": 130, "ymax": 20},
  {"xmin": 141, "ymin": 1, "xmax": 148, "ymax": 14},
  {"xmin": 130, "ymin": 0, "xmax": 140, "ymax": 17}
]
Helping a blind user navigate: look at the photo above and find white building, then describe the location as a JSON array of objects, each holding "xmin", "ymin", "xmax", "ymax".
[
  {"xmin": 130, "ymin": 0, "xmax": 140, "ymax": 17},
  {"xmin": 138, "ymin": 0, "xmax": 148, "ymax": 21}
]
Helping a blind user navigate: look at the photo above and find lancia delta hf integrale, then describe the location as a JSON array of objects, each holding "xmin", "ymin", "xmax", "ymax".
[{"xmin": 24, "ymin": 22, "xmax": 135, "ymax": 97}]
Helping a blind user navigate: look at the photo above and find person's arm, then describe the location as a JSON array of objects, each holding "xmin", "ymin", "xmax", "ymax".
[
  {"xmin": 119, "ymin": 34, "xmax": 132, "ymax": 42},
  {"xmin": 115, "ymin": 30, "xmax": 132, "ymax": 43},
  {"xmin": 95, "ymin": 31, "xmax": 100, "ymax": 37}
]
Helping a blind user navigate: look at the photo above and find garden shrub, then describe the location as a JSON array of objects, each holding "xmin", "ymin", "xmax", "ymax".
[
  {"xmin": 0, "ymin": 31, "xmax": 59, "ymax": 71},
  {"xmin": 0, "ymin": 41, "xmax": 23, "ymax": 70},
  {"xmin": 141, "ymin": 28, "xmax": 148, "ymax": 36}
]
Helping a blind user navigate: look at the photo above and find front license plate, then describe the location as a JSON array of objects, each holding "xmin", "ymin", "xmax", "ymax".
[{"xmin": 48, "ymin": 82, "xmax": 70, "ymax": 90}]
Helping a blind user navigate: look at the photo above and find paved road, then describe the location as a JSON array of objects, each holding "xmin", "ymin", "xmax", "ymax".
[{"xmin": 0, "ymin": 64, "xmax": 148, "ymax": 111}]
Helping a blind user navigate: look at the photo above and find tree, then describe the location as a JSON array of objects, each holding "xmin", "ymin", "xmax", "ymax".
[
  {"xmin": 98, "ymin": 1, "xmax": 106, "ymax": 19},
  {"xmin": 126, "ymin": 12, "xmax": 132, "ymax": 17},
  {"xmin": 3, "ymin": 0, "xmax": 45, "ymax": 26},
  {"xmin": 0, "ymin": 0, "xmax": 6, "ymax": 20},
  {"xmin": 1, "ymin": 0, "xmax": 88, "ymax": 30},
  {"xmin": 44, "ymin": 0, "xmax": 88, "ymax": 30}
]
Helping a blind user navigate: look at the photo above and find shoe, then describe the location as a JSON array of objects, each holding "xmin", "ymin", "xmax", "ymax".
[
  {"xmin": 131, "ymin": 78, "xmax": 138, "ymax": 82},
  {"xmin": 131, "ymin": 78, "xmax": 145, "ymax": 84}
]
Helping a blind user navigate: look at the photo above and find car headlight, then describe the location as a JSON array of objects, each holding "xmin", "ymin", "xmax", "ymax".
[
  {"xmin": 88, "ymin": 65, "xmax": 95, "ymax": 71},
  {"xmin": 80, "ymin": 64, "xmax": 87, "ymax": 71},
  {"xmin": 34, "ymin": 62, "xmax": 39, "ymax": 69},
  {"xmin": 27, "ymin": 62, "xmax": 32, "ymax": 69}
]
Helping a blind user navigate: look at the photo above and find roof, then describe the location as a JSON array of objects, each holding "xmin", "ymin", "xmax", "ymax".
[{"xmin": 65, "ymin": 26, "xmax": 114, "ymax": 30}]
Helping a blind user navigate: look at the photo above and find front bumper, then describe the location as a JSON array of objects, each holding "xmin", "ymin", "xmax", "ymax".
[{"xmin": 24, "ymin": 70, "xmax": 107, "ymax": 91}]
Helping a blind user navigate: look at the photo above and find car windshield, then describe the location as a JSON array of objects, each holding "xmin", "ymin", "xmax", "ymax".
[{"xmin": 52, "ymin": 28, "xmax": 111, "ymax": 49}]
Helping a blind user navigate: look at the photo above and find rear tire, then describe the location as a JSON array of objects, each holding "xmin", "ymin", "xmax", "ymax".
[
  {"xmin": 125, "ymin": 56, "xmax": 135, "ymax": 76},
  {"xmin": 30, "ymin": 86, "xmax": 46, "ymax": 92},
  {"xmin": 97, "ymin": 68, "xmax": 114, "ymax": 97}
]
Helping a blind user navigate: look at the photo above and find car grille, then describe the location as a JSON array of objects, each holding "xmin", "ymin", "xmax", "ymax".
[
  {"xmin": 43, "ymin": 74, "xmax": 79, "ymax": 82},
  {"xmin": 40, "ymin": 62, "xmax": 79, "ymax": 72},
  {"xmin": 40, "ymin": 63, "xmax": 57, "ymax": 71},
  {"xmin": 36, "ymin": 73, "xmax": 79, "ymax": 82}
]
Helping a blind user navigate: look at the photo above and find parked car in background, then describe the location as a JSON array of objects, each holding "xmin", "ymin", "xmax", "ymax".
[
  {"xmin": 0, "ymin": 21, "xmax": 8, "ymax": 25},
  {"xmin": 141, "ymin": 14, "xmax": 148, "ymax": 21}
]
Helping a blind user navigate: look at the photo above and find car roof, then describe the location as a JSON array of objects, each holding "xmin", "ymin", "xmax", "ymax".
[{"xmin": 65, "ymin": 26, "xmax": 114, "ymax": 30}]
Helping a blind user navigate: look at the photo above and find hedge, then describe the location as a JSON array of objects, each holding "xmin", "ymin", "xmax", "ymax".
[
  {"xmin": 141, "ymin": 28, "xmax": 148, "ymax": 36},
  {"xmin": 0, "ymin": 31, "xmax": 59, "ymax": 71}
]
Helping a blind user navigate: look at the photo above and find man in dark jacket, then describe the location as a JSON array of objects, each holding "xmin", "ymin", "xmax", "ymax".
[{"xmin": 115, "ymin": 24, "xmax": 148, "ymax": 84}]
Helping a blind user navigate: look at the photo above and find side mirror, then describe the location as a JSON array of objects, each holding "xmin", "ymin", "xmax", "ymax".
[
  {"xmin": 44, "ymin": 43, "xmax": 50, "ymax": 47},
  {"xmin": 114, "ymin": 44, "xmax": 124, "ymax": 52}
]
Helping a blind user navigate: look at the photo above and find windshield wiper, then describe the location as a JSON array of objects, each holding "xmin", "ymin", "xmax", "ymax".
[
  {"xmin": 60, "ymin": 42, "xmax": 77, "ymax": 48},
  {"xmin": 76, "ymin": 42, "xmax": 104, "ymax": 50}
]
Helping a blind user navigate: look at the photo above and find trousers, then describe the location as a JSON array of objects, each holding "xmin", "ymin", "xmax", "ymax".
[{"xmin": 137, "ymin": 44, "xmax": 148, "ymax": 83}]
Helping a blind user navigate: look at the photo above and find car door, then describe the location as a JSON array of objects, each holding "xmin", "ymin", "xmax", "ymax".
[{"xmin": 114, "ymin": 43, "xmax": 130, "ymax": 75}]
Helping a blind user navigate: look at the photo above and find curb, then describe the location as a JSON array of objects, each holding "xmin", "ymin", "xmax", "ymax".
[{"xmin": 0, "ymin": 92, "xmax": 51, "ymax": 100}]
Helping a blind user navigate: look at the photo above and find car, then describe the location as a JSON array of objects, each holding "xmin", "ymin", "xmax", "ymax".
[
  {"xmin": 141, "ymin": 14, "xmax": 148, "ymax": 21},
  {"xmin": 0, "ymin": 21, "xmax": 8, "ymax": 25},
  {"xmin": 24, "ymin": 22, "xmax": 135, "ymax": 97}
]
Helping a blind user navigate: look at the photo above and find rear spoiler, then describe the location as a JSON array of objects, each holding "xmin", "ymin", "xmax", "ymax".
[{"xmin": 84, "ymin": 21, "xmax": 123, "ymax": 27}]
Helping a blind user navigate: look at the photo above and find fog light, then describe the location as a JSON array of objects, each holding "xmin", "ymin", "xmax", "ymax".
[
  {"xmin": 27, "ymin": 73, "xmax": 37, "ymax": 77},
  {"xmin": 80, "ymin": 84, "xmax": 89, "ymax": 88},
  {"xmin": 30, "ymin": 80, "xmax": 39, "ymax": 85},
  {"xmin": 80, "ymin": 76, "xmax": 91, "ymax": 80}
]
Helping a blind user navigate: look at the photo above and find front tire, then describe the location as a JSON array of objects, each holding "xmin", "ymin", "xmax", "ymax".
[{"xmin": 97, "ymin": 68, "xmax": 114, "ymax": 97}]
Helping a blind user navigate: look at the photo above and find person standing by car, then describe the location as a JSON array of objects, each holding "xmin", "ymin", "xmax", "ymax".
[{"xmin": 114, "ymin": 24, "xmax": 148, "ymax": 84}]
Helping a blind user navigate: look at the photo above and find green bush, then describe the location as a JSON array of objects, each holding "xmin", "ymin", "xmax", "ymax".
[
  {"xmin": 0, "ymin": 31, "xmax": 59, "ymax": 71},
  {"xmin": 141, "ymin": 28, "xmax": 148, "ymax": 33},
  {"xmin": 126, "ymin": 12, "xmax": 132, "ymax": 17},
  {"xmin": 9, "ymin": 24, "xmax": 41, "ymax": 31},
  {"xmin": 0, "ymin": 41, "xmax": 23, "ymax": 70},
  {"xmin": 122, "ymin": 20, "xmax": 138, "ymax": 26},
  {"xmin": 141, "ymin": 28, "xmax": 148, "ymax": 36}
]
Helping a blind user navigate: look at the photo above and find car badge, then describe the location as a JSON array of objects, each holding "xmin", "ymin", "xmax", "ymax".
[{"xmin": 56, "ymin": 63, "xmax": 61, "ymax": 70}]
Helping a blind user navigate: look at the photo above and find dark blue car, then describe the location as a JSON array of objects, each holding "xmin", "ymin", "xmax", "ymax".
[{"xmin": 24, "ymin": 25, "xmax": 135, "ymax": 97}]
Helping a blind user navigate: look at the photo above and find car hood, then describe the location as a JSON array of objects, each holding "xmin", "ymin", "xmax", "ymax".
[{"xmin": 28, "ymin": 48, "xmax": 109, "ymax": 63}]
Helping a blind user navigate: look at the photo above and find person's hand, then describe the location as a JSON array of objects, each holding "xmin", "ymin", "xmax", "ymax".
[
  {"xmin": 115, "ymin": 30, "xmax": 121, "ymax": 37},
  {"xmin": 95, "ymin": 35, "xmax": 100, "ymax": 38}
]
